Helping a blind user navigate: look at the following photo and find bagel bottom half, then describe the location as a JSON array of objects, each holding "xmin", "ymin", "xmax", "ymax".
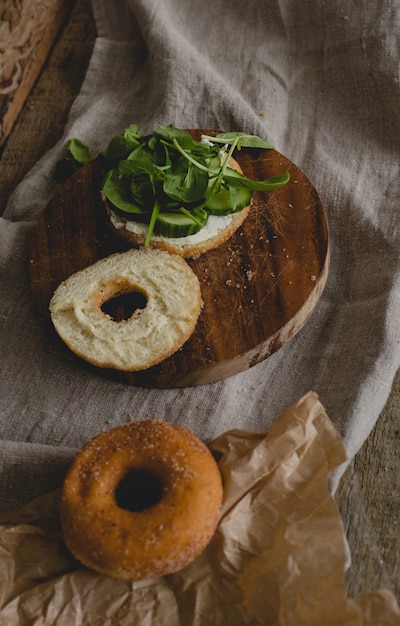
[
  {"xmin": 105, "ymin": 154, "xmax": 251, "ymax": 259},
  {"xmin": 49, "ymin": 248, "xmax": 202, "ymax": 371},
  {"xmin": 60, "ymin": 420, "xmax": 224, "ymax": 581}
]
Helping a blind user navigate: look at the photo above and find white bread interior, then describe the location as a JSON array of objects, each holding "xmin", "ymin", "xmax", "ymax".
[{"xmin": 49, "ymin": 248, "xmax": 202, "ymax": 371}]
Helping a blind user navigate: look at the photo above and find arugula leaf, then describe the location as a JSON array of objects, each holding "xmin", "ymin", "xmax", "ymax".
[
  {"xmin": 202, "ymin": 132, "xmax": 274, "ymax": 150},
  {"xmin": 119, "ymin": 153, "xmax": 163, "ymax": 177},
  {"xmin": 224, "ymin": 171, "xmax": 291, "ymax": 191},
  {"xmin": 129, "ymin": 175, "xmax": 155, "ymax": 208},
  {"xmin": 124, "ymin": 123, "xmax": 140, "ymax": 142},
  {"xmin": 58, "ymin": 123, "xmax": 291, "ymax": 243},
  {"xmin": 154, "ymin": 125, "xmax": 209, "ymax": 152},
  {"xmin": 55, "ymin": 138, "xmax": 92, "ymax": 180},
  {"xmin": 202, "ymin": 135, "xmax": 239, "ymax": 205},
  {"xmin": 179, "ymin": 206, "xmax": 209, "ymax": 228},
  {"xmin": 103, "ymin": 137, "xmax": 139, "ymax": 162},
  {"xmin": 145, "ymin": 197, "xmax": 161, "ymax": 247},
  {"xmin": 170, "ymin": 138, "xmax": 216, "ymax": 174},
  {"xmin": 163, "ymin": 163, "xmax": 208, "ymax": 203},
  {"xmin": 67, "ymin": 138, "xmax": 92, "ymax": 163},
  {"xmin": 102, "ymin": 169, "xmax": 149, "ymax": 220}
]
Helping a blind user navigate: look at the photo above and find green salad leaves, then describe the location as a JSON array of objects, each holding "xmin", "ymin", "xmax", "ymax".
[
  {"xmin": 55, "ymin": 138, "xmax": 92, "ymax": 179},
  {"xmin": 57, "ymin": 124, "xmax": 290, "ymax": 243}
]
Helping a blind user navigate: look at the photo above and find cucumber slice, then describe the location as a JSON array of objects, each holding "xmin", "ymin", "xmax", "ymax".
[
  {"xmin": 206, "ymin": 155, "xmax": 223, "ymax": 173},
  {"xmin": 154, "ymin": 208, "xmax": 208, "ymax": 238},
  {"xmin": 206, "ymin": 185, "xmax": 253, "ymax": 215}
]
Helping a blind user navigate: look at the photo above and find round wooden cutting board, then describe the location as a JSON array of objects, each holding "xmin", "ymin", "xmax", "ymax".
[{"xmin": 29, "ymin": 130, "xmax": 329, "ymax": 388}]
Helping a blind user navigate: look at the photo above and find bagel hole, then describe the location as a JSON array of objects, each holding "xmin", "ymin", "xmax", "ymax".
[
  {"xmin": 101, "ymin": 290, "xmax": 147, "ymax": 322},
  {"xmin": 115, "ymin": 470, "xmax": 164, "ymax": 512}
]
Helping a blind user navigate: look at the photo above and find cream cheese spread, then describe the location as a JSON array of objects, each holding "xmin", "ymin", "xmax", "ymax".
[{"xmin": 109, "ymin": 210, "xmax": 235, "ymax": 247}]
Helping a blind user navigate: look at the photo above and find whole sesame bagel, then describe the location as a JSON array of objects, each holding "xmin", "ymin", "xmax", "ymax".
[{"xmin": 60, "ymin": 420, "xmax": 223, "ymax": 581}]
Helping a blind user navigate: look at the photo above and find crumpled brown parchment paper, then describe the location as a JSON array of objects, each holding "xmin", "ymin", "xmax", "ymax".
[{"xmin": 0, "ymin": 391, "xmax": 399, "ymax": 625}]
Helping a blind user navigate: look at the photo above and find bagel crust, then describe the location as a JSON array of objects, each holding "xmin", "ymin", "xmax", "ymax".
[
  {"xmin": 49, "ymin": 248, "xmax": 202, "ymax": 371},
  {"xmin": 108, "ymin": 203, "xmax": 251, "ymax": 259},
  {"xmin": 60, "ymin": 420, "xmax": 223, "ymax": 581}
]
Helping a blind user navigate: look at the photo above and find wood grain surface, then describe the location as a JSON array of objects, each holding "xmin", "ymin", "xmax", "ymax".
[
  {"xmin": 29, "ymin": 139, "xmax": 329, "ymax": 387},
  {"xmin": 1, "ymin": 0, "xmax": 399, "ymax": 604},
  {"xmin": 0, "ymin": 0, "xmax": 71, "ymax": 148}
]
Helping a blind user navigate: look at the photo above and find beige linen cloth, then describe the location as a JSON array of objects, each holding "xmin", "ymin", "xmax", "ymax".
[{"xmin": 0, "ymin": 0, "xmax": 400, "ymax": 619}]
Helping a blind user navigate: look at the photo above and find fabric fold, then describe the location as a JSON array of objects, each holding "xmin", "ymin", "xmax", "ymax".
[{"xmin": 1, "ymin": 0, "xmax": 399, "ymax": 543}]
